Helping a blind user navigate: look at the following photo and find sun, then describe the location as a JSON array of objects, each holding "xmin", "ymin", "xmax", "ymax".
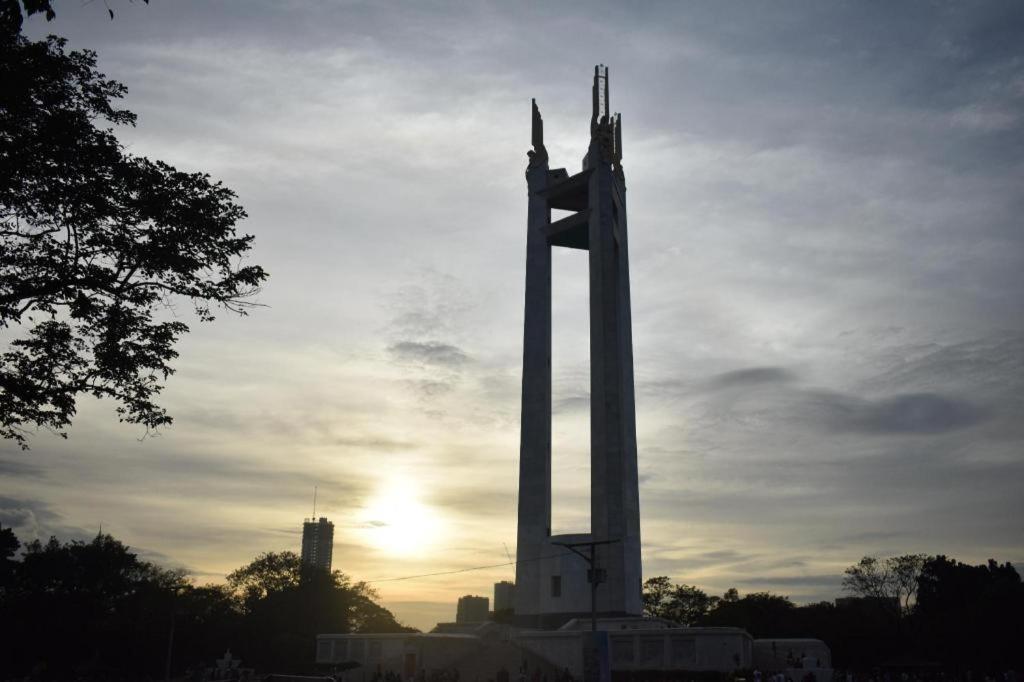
[{"xmin": 361, "ymin": 478, "xmax": 444, "ymax": 556}]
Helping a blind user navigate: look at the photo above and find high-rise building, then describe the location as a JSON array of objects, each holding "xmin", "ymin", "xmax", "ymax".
[
  {"xmin": 455, "ymin": 595, "xmax": 489, "ymax": 624},
  {"xmin": 301, "ymin": 517, "xmax": 334, "ymax": 572},
  {"xmin": 494, "ymin": 581, "xmax": 516, "ymax": 612}
]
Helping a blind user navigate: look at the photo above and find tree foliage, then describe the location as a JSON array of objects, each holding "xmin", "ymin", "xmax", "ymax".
[
  {"xmin": 841, "ymin": 554, "xmax": 927, "ymax": 618},
  {"xmin": 0, "ymin": 0, "xmax": 54, "ymax": 36},
  {"xmin": 227, "ymin": 550, "xmax": 305, "ymax": 608},
  {"xmin": 642, "ymin": 561, "xmax": 1024, "ymax": 671},
  {"xmin": 0, "ymin": 532, "xmax": 413, "ymax": 679},
  {"xmin": 1, "ymin": 0, "xmax": 145, "ymax": 34},
  {"xmin": 226, "ymin": 550, "xmax": 413, "ymax": 636},
  {"xmin": 703, "ymin": 590, "xmax": 797, "ymax": 636},
  {"xmin": 915, "ymin": 555, "xmax": 1023, "ymax": 668},
  {"xmin": 0, "ymin": 533, "xmax": 190, "ymax": 677},
  {"xmin": 643, "ymin": 577, "xmax": 729, "ymax": 626},
  {"xmin": 0, "ymin": 29, "xmax": 266, "ymax": 448},
  {"xmin": 641, "ymin": 575, "xmax": 673, "ymax": 618},
  {"xmin": 0, "ymin": 523, "xmax": 19, "ymax": 587}
]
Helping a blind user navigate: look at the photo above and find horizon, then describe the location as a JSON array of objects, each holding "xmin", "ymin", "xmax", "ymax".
[{"xmin": 2, "ymin": 1, "xmax": 1023, "ymax": 633}]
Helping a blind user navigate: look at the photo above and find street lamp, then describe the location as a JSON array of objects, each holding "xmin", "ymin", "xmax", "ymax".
[{"xmin": 553, "ymin": 538, "xmax": 619, "ymax": 632}]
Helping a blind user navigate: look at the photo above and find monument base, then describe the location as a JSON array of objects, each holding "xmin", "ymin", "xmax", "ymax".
[{"xmin": 511, "ymin": 610, "xmax": 637, "ymax": 631}]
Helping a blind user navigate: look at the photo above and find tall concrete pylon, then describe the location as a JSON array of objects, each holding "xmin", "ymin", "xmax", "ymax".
[{"xmin": 514, "ymin": 66, "xmax": 642, "ymax": 628}]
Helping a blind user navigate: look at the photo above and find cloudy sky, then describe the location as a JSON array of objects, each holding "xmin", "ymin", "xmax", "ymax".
[{"xmin": 4, "ymin": 1, "xmax": 1023, "ymax": 631}]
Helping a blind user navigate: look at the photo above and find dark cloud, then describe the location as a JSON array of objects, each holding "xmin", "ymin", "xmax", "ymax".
[
  {"xmin": 0, "ymin": 495, "xmax": 61, "ymax": 525},
  {"xmin": 135, "ymin": 546, "xmax": 182, "ymax": 568},
  {"xmin": 0, "ymin": 496, "xmax": 92, "ymax": 543},
  {"xmin": 553, "ymin": 394, "xmax": 589, "ymax": 414},
  {"xmin": 817, "ymin": 391, "xmax": 991, "ymax": 435},
  {"xmin": 833, "ymin": 530, "xmax": 906, "ymax": 544},
  {"xmin": 410, "ymin": 379, "xmax": 456, "ymax": 396},
  {"xmin": 700, "ymin": 549, "xmax": 743, "ymax": 560},
  {"xmin": 0, "ymin": 458, "xmax": 44, "ymax": 478},
  {"xmin": 642, "ymin": 546, "xmax": 760, "ymax": 570},
  {"xmin": 858, "ymin": 334, "xmax": 1024, "ymax": 399},
  {"xmin": 388, "ymin": 341, "xmax": 469, "ymax": 367},
  {"xmin": 706, "ymin": 367, "xmax": 798, "ymax": 391},
  {"xmin": 734, "ymin": 574, "xmax": 842, "ymax": 588}
]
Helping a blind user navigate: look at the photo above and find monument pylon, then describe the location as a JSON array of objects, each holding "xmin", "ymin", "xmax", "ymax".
[{"xmin": 515, "ymin": 65, "xmax": 642, "ymax": 628}]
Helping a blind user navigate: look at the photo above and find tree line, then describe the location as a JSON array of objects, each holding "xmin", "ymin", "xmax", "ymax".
[
  {"xmin": 0, "ymin": 525, "xmax": 414, "ymax": 679},
  {"xmin": 643, "ymin": 554, "xmax": 1023, "ymax": 671}
]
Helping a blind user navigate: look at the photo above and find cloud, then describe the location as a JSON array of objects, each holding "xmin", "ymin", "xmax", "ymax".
[
  {"xmin": 819, "ymin": 392, "xmax": 991, "ymax": 435},
  {"xmin": 428, "ymin": 485, "xmax": 517, "ymax": 520},
  {"xmin": 332, "ymin": 436, "xmax": 420, "ymax": 451},
  {"xmin": 13, "ymin": 1, "xmax": 1024, "ymax": 631},
  {"xmin": 733, "ymin": 574, "xmax": 843, "ymax": 589},
  {"xmin": 0, "ymin": 496, "xmax": 92, "ymax": 544},
  {"xmin": 706, "ymin": 367, "xmax": 799, "ymax": 391},
  {"xmin": 553, "ymin": 394, "xmax": 589, "ymax": 414},
  {"xmin": 0, "ymin": 458, "xmax": 44, "ymax": 478},
  {"xmin": 388, "ymin": 341, "xmax": 469, "ymax": 367}
]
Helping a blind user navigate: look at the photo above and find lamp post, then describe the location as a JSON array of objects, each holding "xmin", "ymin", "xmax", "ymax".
[{"xmin": 553, "ymin": 538, "xmax": 619, "ymax": 632}]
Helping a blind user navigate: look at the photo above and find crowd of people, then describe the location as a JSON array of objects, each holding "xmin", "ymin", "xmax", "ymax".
[{"xmin": 834, "ymin": 671, "xmax": 1019, "ymax": 682}]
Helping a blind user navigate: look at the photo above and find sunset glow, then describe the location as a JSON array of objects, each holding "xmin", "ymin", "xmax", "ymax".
[{"xmin": 361, "ymin": 478, "xmax": 445, "ymax": 557}]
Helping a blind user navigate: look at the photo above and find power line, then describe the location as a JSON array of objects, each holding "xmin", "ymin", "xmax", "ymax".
[{"xmin": 365, "ymin": 550, "xmax": 575, "ymax": 584}]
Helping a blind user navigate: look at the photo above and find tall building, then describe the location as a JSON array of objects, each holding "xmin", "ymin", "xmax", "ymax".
[
  {"xmin": 494, "ymin": 581, "xmax": 516, "ymax": 612},
  {"xmin": 514, "ymin": 66, "xmax": 642, "ymax": 627},
  {"xmin": 455, "ymin": 595, "xmax": 490, "ymax": 624},
  {"xmin": 301, "ymin": 517, "xmax": 334, "ymax": 572}
]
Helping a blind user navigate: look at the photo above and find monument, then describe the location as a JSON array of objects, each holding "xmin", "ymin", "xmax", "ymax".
[
  {"xmin": 317, "ymin": 68, "xmax": 776, "ymax": 677},
  {"xmin": 514, "ymin": 65, "xmax": 643, "ymax": 628}
]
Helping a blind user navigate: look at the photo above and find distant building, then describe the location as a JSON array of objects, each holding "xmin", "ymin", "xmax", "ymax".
[
  {"xmin": 455, "ymin": 595, "xmax": 489, "ymax": 624},
  {"xmin": 301, "ymin": 517, "xmax": 334, "ymax": 572},
  {"xmin": 493, "ymin": 581, "xmax": 515, "ymax": 612}
]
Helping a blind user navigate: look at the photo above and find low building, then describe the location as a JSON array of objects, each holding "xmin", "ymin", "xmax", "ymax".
[
  {"xmin": 317, "ymin": 619, "xmax": 755, "ymax": 680},
  {"xmin": 523, "ymin": 620, "xmax": 753, "ymax": 675}
]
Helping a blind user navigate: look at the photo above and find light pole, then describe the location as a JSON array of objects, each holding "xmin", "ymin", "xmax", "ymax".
[{"xmin": 553, "ymin": 539, "xmax": 619, "ymax": 632}]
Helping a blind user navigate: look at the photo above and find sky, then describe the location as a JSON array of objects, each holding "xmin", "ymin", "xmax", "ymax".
[{"xmin": 3, "ymin": 1, "xmax": 1023, "ymax": 632}]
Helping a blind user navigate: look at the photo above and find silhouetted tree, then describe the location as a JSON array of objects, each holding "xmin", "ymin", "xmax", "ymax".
[
  {"xmin": 842, "ymin": 554, "xmax": 927, "ymax": 621},
  {"xmin": 914, "ymin": 556, "xmax": 1024, "ymax": 669},
  {"xmin": 616, "ymin": 562, "xmax": 1024, "ymax": 671},
  {"xmin": 641, "ymin": 576, "xmax": 673, "ymax": 618},
  {"xmin": 0, "ymin": 0, "xmax": 54, "ymax": 35},
  {"xmin": 0, "ymin": 532, "xmax": 189, "ymax": 678},
  {"xmin": 702, "ymin": 590, "xmax": 797, "ymax": 637},
  {"xmin": 1, "ymin": 27, "xmax": 266, "ymax": 449},
  {"xmin": 171, "ymin": 583, "xmax": 244, "ymax": 672},
  {"xmin": 227, "ymin": 550, "xmax": 305, "ymax": 609},
  {"xmin": 0, "ymin": 534, "xmax": 414, "ymax": 678},
  {"xmin": 642, "ymin": 577, "xmax": 716, "ymax": 625},
  {"xmin": 226, "ymin": 551, "xmax": 414, "ymax": 670},
  {"xmin": 1, "ymin": 0, "xmax": 147, "ymax": 33},
  {"xmin": 664, "ymin": 584, "xmax": 715, "ymax": 625},
  {"xmin": 0, "ymin": 523, "xmax": 19, "ymax": 588}
]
